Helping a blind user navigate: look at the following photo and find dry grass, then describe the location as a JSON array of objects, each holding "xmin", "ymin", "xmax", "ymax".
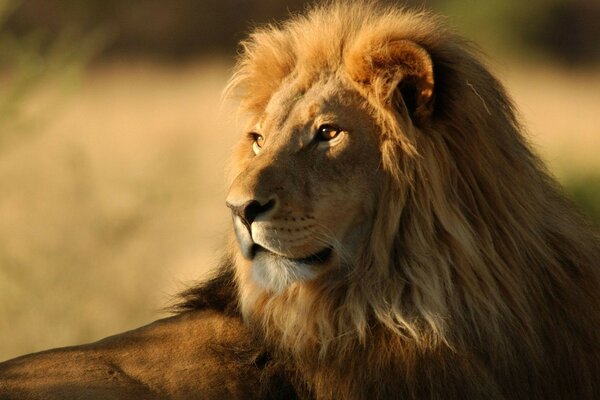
[{"xmin": 0, "ymin": 58, "xmax": 598, "ymax": 361}]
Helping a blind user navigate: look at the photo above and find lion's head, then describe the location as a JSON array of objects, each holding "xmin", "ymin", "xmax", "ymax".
[
  {"xmin": 221, "ymin": 2, "xmax": 599, "ymax": 397},
  {"xmin": 226, "ymin": 64, "xmax": 384, "ymax": 293}
]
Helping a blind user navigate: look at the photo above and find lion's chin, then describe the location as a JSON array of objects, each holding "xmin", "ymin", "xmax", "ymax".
[{"xmin": 250, "ymin": 246, "xmax": 332, "ymax": 293}]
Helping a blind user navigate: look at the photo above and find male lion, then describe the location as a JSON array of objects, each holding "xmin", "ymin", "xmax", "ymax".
[{"xmin": 2, "ymin": 2, "xmax": 600, "ymax": 399}]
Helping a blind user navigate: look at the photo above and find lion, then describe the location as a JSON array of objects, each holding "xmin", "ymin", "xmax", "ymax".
[
  {"xmin": 204, "ymin": 2, "xmax": 600, "ymax": 398},
  {"xmin": 1, "ymin": 2, "xmax": 599, "ymax": 399}
]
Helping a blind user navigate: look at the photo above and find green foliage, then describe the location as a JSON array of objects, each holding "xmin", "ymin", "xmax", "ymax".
[
  {"xmin": 428, "ymin": 0, "xmax": 599, "ymax": 65},
  {"xmin": 562, "ymin": 175, "xmax": 600, "ymax": 227}
]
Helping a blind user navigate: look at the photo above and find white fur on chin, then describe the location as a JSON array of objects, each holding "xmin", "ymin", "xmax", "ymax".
[{"xmin": 251, "ymin": 251, "xmax": 318, "ymax": 293}]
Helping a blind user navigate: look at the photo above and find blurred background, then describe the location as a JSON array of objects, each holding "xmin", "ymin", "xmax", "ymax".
[{"xmin": 0, "ymin": 0, "xmax": 598, "ymax": 361}]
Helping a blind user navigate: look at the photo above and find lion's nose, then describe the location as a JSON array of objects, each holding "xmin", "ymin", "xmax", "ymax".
[{"xmin": 226, "ymin": 198, "xmax": 276, "ymax": 228}]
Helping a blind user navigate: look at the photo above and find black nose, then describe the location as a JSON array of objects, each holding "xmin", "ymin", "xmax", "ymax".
[{"xmin": 226, "ymin": 198, "xmax": 276, "ymax": 228}]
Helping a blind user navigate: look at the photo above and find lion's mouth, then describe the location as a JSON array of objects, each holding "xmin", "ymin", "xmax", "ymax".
[
  {"xmin": 232, "ymin": 214, "xmax": 333, "ymax": 264},
  {"xmin": 252, "ymin": 244, "xmax": 333, "ymax": 265}
]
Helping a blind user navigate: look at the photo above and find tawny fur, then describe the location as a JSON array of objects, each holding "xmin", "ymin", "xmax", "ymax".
[
  {"xmin": 222, "ymin": 2, "xmax": 600, "ymax": 399},
  {"xmin": 1, "ymin": 3, "xmax": 598, "ymax": 400}
]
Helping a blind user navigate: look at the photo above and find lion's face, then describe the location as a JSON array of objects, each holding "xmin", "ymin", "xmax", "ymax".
[{"xmin": 226, "ymin": 75, "xmax": 383, "ymax": 293}]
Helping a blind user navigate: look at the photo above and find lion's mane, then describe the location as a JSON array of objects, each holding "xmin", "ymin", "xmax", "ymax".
[{"xmin": 181, "ymin": 2, "xmax": 600, "ymax": 399}]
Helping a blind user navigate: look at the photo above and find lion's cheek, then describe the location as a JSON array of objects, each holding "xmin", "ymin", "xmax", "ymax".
[{"xmin": 312, "ymin": 183, "xmax": 377, "ymax": 252}]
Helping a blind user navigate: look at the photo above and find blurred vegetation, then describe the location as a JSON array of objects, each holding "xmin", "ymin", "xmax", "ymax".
[
  {"xmin": 563, "ymin": 175, "xmax": 600, "ymax": 226},
  {"xmin": 435, "ymin": 0, "xmax": 600, "ymax": 65},
  {"xmin": 4, "ymin": 0, "xmax": 309, "ymax": 59},
  {"xmin": 3, "ymin": 0, "xmax": 599, "ymax": 65},
  {"xmin": 0, "ymin": 0, "xmax": 598, "ymax": 360},
  {"xmin": 0, "ymin": 0, "xmax": 104, "ymax": 149},
  {"xmin": 0, "ymin": 0, "xmax": 206, "ymax": 358}
]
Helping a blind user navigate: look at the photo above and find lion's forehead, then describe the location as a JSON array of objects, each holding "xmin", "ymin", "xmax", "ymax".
[{"xmin": 259, "ymin": 75, "xmax": 366, "ymax": 142}]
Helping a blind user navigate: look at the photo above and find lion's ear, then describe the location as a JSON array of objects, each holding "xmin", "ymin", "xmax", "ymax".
[{"xmin": 349, "ymin": 40, "xmax": 435, "ymax": 125}]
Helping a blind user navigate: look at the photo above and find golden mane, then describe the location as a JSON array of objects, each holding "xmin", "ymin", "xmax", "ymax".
[
  {"xmin": 221, "ymin": 2, "xmax": 600, "ymax": 398},
  {"xmin": 9, "ymin": 3, "xmax": 598, "ymax": 399}
]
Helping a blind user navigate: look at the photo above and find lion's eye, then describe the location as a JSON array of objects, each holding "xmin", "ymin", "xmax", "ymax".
[
  {"xmin": 249, "ymin": 132, "xmax": 264, "ymax": 155},
  {"xmin": 316, "ymin": 125, "xmax": 342, "ymax": 142}
]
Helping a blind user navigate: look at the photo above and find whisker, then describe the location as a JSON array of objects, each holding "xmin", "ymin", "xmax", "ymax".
[{"xmin": 306, "ymin": 224, "xmax": 356, "ymax": 269}]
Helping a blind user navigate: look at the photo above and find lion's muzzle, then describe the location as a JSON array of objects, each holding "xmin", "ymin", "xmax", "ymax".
[{"xmin": 226, "ymin": 197, "xmax": 276, "ymax": 260}]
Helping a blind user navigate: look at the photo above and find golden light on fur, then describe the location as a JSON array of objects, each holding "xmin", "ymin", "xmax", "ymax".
[
  {"xmin": 1, "ymin": 3, "xmax": 598, "ymax": 399},
  {"xmin": 224, "ymin": 2, "xmax": 600, "ymax": 398}
]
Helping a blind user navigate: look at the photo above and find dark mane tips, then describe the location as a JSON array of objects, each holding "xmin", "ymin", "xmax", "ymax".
[{"xmin": 171, "ymin": 256, "xmax": 239, "ymax": 315}]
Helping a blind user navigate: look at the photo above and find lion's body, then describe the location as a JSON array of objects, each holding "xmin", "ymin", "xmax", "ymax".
[
  {"xmin": 0, "ymin": 307, "xmax": 295, "ymax": 400},
  {"xmin": 1, "ymin": 2, "xmax": 599, "ymax": 399}
]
